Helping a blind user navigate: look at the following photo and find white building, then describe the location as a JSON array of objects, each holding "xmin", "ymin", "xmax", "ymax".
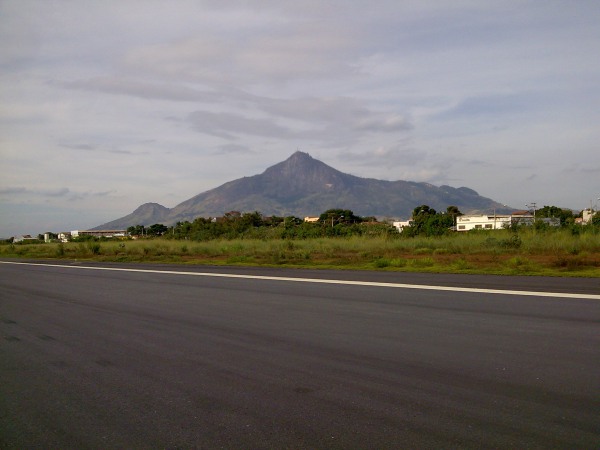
[
  {"xmin": 13, "ymin": 234, "xmax": 38, "ymax": 243},
  {"xmin": 582, "ymin": 208, "xmax": 594, "ymax": 224},
  {"xmin": 303, "ymin": 216, "xmax": 320, "ymax": 223},
  {"xmin": 392, "ymin": 220, "xmax": 413, "ymax": 233},
  {"xmin": 71, "ymin": 230, "xmax": 126, "ymax": 238},
  {"xmin": 58, "ymin": 232, "xmax": 72, "ymax": 242},
  {"xmin": 455, "ymin": 214, "xmax": 512, "ymax": 231}
]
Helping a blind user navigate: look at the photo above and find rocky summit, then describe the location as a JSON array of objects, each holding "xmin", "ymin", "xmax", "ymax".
[{"xmin": 93, "ymin": 151, "xmax": 508, "ymax": 229}]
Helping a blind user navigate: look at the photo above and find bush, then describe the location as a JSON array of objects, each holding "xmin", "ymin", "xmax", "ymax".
[
  {"xmin": 374, "ymin": 258, "xmax": 391, "ymax": 268},
  {"xmin": 88, "ymin": 242, "xmax": 101, "ymax": 255},
  {"xmin": 500, "ymin": 234, "xmax": 522, "ymax": 249}
]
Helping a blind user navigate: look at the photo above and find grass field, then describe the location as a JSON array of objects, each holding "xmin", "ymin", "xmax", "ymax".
[{"xmin": 2, "ymin": 228, "xmax": 599, "ymax": 277}]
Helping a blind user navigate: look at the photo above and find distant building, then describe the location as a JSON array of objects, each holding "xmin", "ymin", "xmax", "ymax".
[
  {"xmin": 539, "ymin": 217, "xmax": 561, "ymax": 227},
  {"xmin": 71, "ymin": 230, "xmax": 126, "ymax": 238},
  {"xmin": 13, "ymin": 234, "xmax": 38, "ymax": 243},
  {"xmin": 392, "ymin": 220, "xmax": 413, "ymax": 233},
  {"xmin": 455, "ymin": 212, "xmax": 536, "ymax": 231},
  {"xmin": 582, "ymin": 208, "xmax": 594, "ymax": 225},
  {"xmin": 303, "ymin": 216, "xmax": 320, "ymax": 223},
  {"xmin": 455, "ymin": 214, "xmax": 511, "ymax": 231},
  {"xmin": 509, "ymin": 211, "xmax": 535, "ymax": 227},
  {"xmin": 58, "ymin": 232, "xmax": 72, "ymax": 242}
]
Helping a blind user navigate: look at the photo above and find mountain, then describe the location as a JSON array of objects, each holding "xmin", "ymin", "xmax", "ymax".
[
  {"xmin": 93, "ymin": 151, "xmax": 509, "ymax": 229},
  {"xmin": 94, "ymin": 202, "xmax": 169, "ymax": 230}
]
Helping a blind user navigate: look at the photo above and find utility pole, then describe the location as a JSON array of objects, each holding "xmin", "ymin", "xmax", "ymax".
[{"xmin": 526, "ymin": 202, "xmax": 537, "ymax": 221}]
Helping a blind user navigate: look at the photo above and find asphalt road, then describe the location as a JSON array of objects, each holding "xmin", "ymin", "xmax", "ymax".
[{"xmin": 1, "ymin": 260, "xmax": 599, "ymax": 449}]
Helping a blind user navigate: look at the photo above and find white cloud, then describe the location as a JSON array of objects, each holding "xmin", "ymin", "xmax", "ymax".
[
  {"xmin": 1, "ymin": 0, "xmax": 599, "ymax": 235},
  {"xmin": 58, "ymin": 77, "xmax": 223, "ymax": 103}
]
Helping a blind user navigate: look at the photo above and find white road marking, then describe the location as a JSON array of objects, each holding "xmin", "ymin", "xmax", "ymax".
[{"xmin": 1, "ymin": 260, "xmax": 599, "ymax": 299}]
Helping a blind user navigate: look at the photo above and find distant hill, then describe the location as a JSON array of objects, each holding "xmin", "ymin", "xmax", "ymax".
[
  {"xmin": 94, "ymin": 203, "xmax": 170, "ymax": 230},
  {"xmin": 93, "ymin": 151, "xmax": 509, "ymax": 229}
]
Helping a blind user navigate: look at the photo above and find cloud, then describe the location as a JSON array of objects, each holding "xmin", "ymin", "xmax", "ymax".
[
  {"xmin": 353, "ymin": 114, "xmax": 412, "ymax": 132},
  {"xmin": 432, "ymin": 92, "xmax": 553, "ymax": 123},
  {"xmin": 255, "ymin": 96, "xmax": 368, "ymax": 124},
  {"xmin": 57, "ymin": 77, "xmax": 222, "ymax": 103},
  {"xmin": 0, "ymin": 187, "xmax": 28, "ymax": 195},
  {"xmin": 342, "ymin": 146, "xmax": 425, "ymax": 166},
  {"xmin": 561, "ymin": 164, "xmax": 600, "ymax": 175},
  {"xmin": 67, "ymin": 190, "xmax": 115, "ymax": 201},
  {"xmin": 45, "ymin": 188, "xmax": 71, "ymax": 197},
  {"xmin": 186, "ymin": 110, "xmax": 297, "ymax": 140},
  {"xmin": 120, "ymin": 20, "xmax": 361, "ymax": 86},
  {"xmin": 215, "ymin": 144, "xmax": 252, "ymax": 155},
  {"xmin": 1, "ymin": 1, "xmax": 599, "ymax": 236},
  {"xmin": 0, "ymin": 186, "xmax": 115, "ymax": 201},
  {"xmin": 179, "ymin": 93, "xmax": 412, "ymax": 147},
  {"xmin": 60, "ymin": 143, "xmax": 96, "ymax": 151},
  {"xmin": 253, "ymin": 95, "xmax": 411, "ymax": 134}
]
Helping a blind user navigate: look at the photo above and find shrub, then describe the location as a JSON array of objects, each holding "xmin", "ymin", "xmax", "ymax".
[
  {"xmin": 390, "ymin": 258, "xmax": 408, "ymax": 267},
  {"xmin": 453, "ymin": 258, "xmax": 472, "ymax": 270},
  {"xmin": 374, "ymin": 258, "xmax": 391, "ymax": 268},
  {"xmin": 500, "ymin": 234, "xmax": 522, "ymax": 249},
  {"xmin": 409, "ymin": 257, "xmax": 435, "ymax": 268},
  {"xmin": 87, "ymin": 242, "xmax": 101, "ymax": 255},
  {"xmin": 414, "ymin": 247, "xmax": 433, "ymax": 254}
]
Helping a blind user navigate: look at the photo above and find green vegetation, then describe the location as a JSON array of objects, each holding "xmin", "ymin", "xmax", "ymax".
[
  {"xmin": 2, "ymin": 227, "xmax": 599, "ymax": 277},
  {"xmin": 127, "ymin": 209, "xmax": 396, "ymax": 241},
  {"xmin": 4, "ymin": 206, "xmax": 598, "ymax": 277}
]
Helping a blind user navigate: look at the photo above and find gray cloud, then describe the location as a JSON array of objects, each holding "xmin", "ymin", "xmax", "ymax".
[
  {"xmin": 60, "ymin": 143, "xmax": 96, "ymax": 151},
  {"xmin": 46, "ymin": 188, "xmax": 71, "ymax": 197},
  {"xmin": 181, "ymin": 93, "xmax": 412, "ymax": 147},
  {"xmin": 353, "ymin": 114, "xmax": 412, "ymax": 132},
  {"xmin": 67, "ymin": 190, "xmax": 115, "ymax": 201},
  {"xmin": 341, "ymin": 145, "xmax": 427, "ymax": 168},
  {"xmin": 56, "ymin": 77, "xmax": 222, "ymax": 103},
  {"xmin": 254, "ymin": 96, "xmax": 369, "ymax": 124},
  {"xmin": 120, "ymin": 21, "xmax": 362, "ymax": 86},
  {"xmin": 187, "ymin": 111, "xmax": 298, "ymax": 140},
  {"xmin": 561, "ymin": 164, "xmax": 600, "ymax": 175},
  {"xmin": 1, "ymin": 1, "xmax": 599, "ymax": 235},
  {"xmin": 0, "ymin": 187, "xmax": 28, "ymax": 195},
  {"xmin": 215, "ymin": 144, "xmax": 252, "ymax": 155},
  {"xmin": 0, "ymin": 186, "xmax": 115, "ymax": 201}
]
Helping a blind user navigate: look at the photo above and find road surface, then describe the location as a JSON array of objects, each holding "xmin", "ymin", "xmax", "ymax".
[{"xmin": 1, "ymin": 260, "xmax": 599, "ymax": 448}]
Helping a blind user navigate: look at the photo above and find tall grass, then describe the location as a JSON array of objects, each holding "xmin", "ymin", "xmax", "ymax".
[{"xmin": 1, "ymin": 228, "xmax": 599, "ymax": 276}]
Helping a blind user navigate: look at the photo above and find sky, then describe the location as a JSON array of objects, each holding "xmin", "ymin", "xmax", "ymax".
[{"xmin": 1, "ymin": 0, "xmax": 599, "ymax": 236}]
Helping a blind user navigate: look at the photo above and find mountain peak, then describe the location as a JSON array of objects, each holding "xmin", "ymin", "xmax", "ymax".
[
  {"xmin": 262, "ymin": 151, "xmax": 347, "ymax": 189},
  {"xmin": 95, "ymin": 152, "xmax": 506, "ymax": 228},
  {"xmin": 92, "ymin": 202, "xmax": 169, "ymax": 230},
  {"xmin": 133, "ymin": 202, "xmax": 168, "ymax": 213},
  {"xmin": 264, "ymin": 150, "xmax": 317, "ymax": 174},
  {"xmin": 288, "ymin": 150, "xmax": 313, "ymax": 161}
]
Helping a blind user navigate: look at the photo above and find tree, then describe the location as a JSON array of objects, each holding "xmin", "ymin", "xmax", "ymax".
[
  {"xmin": 319, "ymin": 209, "xmax": 362, "ymax": 225},
  {"xmin": 404, "ymin": 205, "xmax": 456, "ymax": 237},
  {"xmin": 406, "ymin": 205, "xmax": 436, "ymax": 236},
  {"xmin": 446, "ymin": 205, "xmax": 462, "ymax": 218},
  {"xmin": 536, "ymin": 205, "xmax": 574, "ymax": 226},
  {"xmin": 127, "ymin": 225, "xmax": 146, "ymax": 236},
  {"xmin": 147, "ymin": 223, "xmax": 168, "ymax": 236},
  {"xmin": 412, "ymin": 205, "xmax": 437, "ymax": 219}
]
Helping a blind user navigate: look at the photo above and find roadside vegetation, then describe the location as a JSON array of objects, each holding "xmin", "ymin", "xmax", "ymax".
[{"xmin": 3, "ymin": 205, "xmax": 599, "ymax": 277}]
